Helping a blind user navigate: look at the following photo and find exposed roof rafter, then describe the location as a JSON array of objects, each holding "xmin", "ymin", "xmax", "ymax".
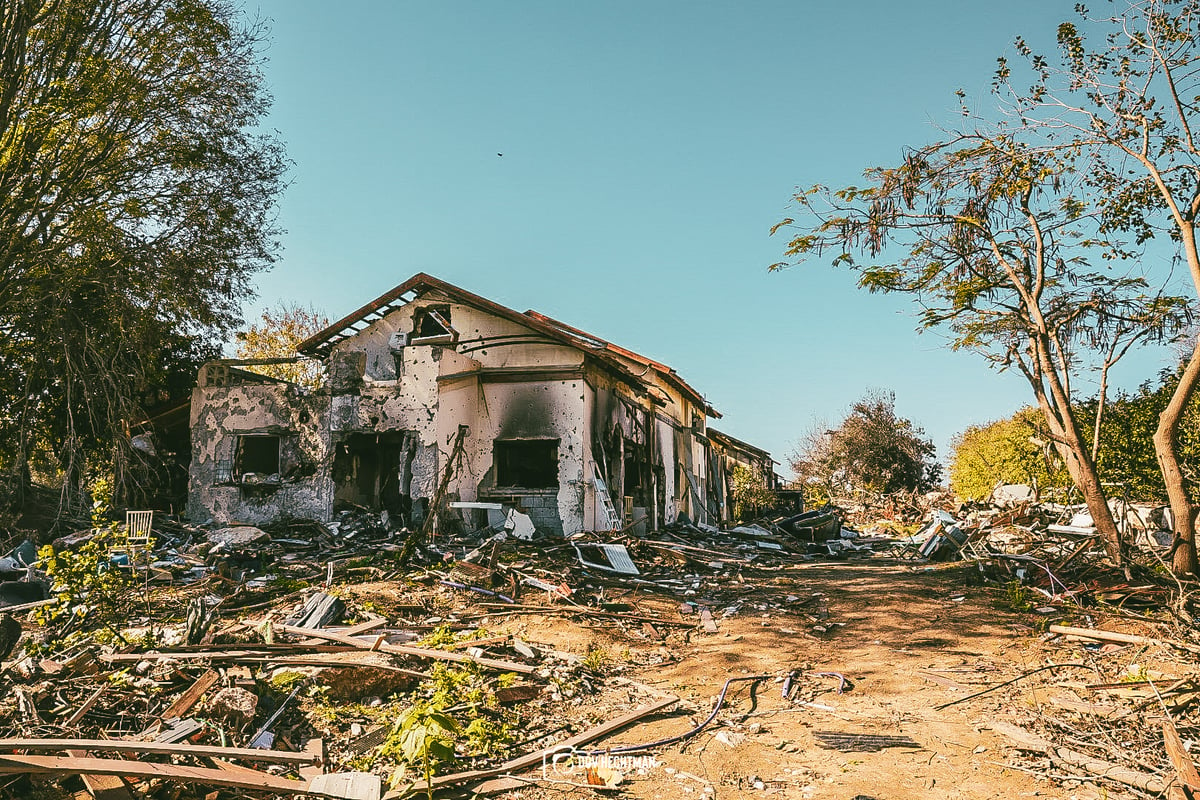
[{"xmin": 296, "ymin": 273, "xmax": 720, "ymax": 417}]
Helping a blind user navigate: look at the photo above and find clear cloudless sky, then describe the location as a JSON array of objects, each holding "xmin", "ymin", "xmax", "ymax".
[{"xmin": 242, "ymin": 0, "xmax": 1180, "ymax": 476}]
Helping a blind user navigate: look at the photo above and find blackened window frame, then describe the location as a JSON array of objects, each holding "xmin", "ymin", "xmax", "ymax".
[
  {"xmin": 493, "ymin": 438, "xmax": 559, "ymax": 489},
  {"xmin": 234, "ymin": 434, "xmax": 281, "ymax": 479}
]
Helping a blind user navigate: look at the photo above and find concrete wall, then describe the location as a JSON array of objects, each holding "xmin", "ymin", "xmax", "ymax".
[
  {"xmin": 188, "ymin": 382, "xmax": 333, "ymax": 525},
  {"xmin": 461, "ymin": 378, "xmax": 587, "ymax": 536},
  {"xmin": 188, "ymin": 291, "xmax": 736, "ymax": 534}
]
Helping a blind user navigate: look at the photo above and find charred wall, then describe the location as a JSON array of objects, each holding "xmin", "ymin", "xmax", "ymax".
[{"xmin": 187, "ymin": 380, "xmax": 333, "ymax": 525}]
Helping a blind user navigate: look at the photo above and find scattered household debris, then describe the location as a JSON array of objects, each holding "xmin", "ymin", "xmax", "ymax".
[{"xmin": 0, "ymin": 477, "xmax": 1195, "ymax": 800}]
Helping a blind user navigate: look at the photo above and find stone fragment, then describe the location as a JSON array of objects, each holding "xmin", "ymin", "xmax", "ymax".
[
  {"xmin": 206, "ymin": 526, "xmax": 269, "ymax": 548},
  {"xmin": 208, "ymin": 686, "xmax": 259, "ymax": 728}
]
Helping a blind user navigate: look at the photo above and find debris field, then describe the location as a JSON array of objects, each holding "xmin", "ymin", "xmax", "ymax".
[{"xmin": 0, "ymin": 493, "xmax": 1198, "ymax": 800}]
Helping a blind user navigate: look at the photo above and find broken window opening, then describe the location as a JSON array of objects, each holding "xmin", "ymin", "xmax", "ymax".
[
  {"xmin": 333, "ymin": 431, "xmax": 414, "ymax": 519},
  {"xmin": 411, "ymin": 305, "xmax": 457, "ymax": 345},
  {"xmin": 494, "ymin": 439, "xmax": 559, "ymax": 489},
  {"xmin": 234, "ymin": 435, "xmax": 280, "ymax": 481}
]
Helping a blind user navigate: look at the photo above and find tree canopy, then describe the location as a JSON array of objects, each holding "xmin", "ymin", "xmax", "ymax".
[
  {"xmin": 234, "ymin": 303, "xmax": 329, "ymax": 390},
  {"xmin": 773, "ymin": 131, "xmax": 1185, "ymax": 562},
  {"xmin": 790, "ymin": 391, "xmax": 939, "ymax": 501},
  {"xmin": 0, "ymin": 0, "xmax": 288, "ymax": 506},
  {"xmin": 949, "ymin": 407, "xmax": 1069, "ymax": 502},
  {"xmin": 983, "ymin": 0, "xmax": 1200, "ymax": 573},
  {"xmin": 1076, "ymin": 364, "xmax": 1200, "ymax": 502}
]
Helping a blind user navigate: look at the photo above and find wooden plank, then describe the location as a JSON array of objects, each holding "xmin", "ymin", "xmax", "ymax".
[
  {"xmin": 309, "ymin": 772, "xmax": 382, "ymax": 800},
  {"xmin": 65, "ymin": 750, "xmax": 134, "ymax": 800},
  {"xmin": 160, "ymin": 669, "xmax": 219, "ymax": 720},
  {"xmin": 989, "ymin": 721, "xmax": 1051, "ymax": 752},
  {"xmin": 298, "ymin": 618, "xmax": 386, "ymax": 646},
  {"xmin": 232, "ymin": 656, "xmax": 428, "ymax": 679},
  {"xmin": 1163, "ymin": 717, "xmax": 1200, "ymax": 791},
  {"xmin": 0, "ymin": 598, "xmax": 56, "ymax": 614},
  {"xmin": 991, "ymin": 721, "xmax": 1166, "ymax": 793},
  {"xmin": 2, "ymin": 738, "xmax": 322, "ymax": 766},
  {"xmin": 1043, "ymin": 690, "xmax": 1120, "ymax": 718},
  {"xmin": 270, "ymin": 623, "xmax": 535, "ymax": 674},
  {"xmin": 208, "ymin": 757, "xmax": 274, "ymax": 780},
  {"xmin": 1051, "ymin": 744, "xmax": 1166, "ymax": 794},
  {"xmin": 64, "ymin": 688, "xmax": 106, "ymax": 728},
  {"xmin": 385, "ymin": 694, "xmax": 679, "ymax": 796},
  {"xmin": 447, "ymin": 634, "xmax": 511, "ymax": 650},
  {"xmin": 300, "ymin": 738, "xmax": 326, "ymax": 782},
  {"xmin": 699, "ymin": 607, "xmax": 718, "ymax": 633},
  {"xmin": 0, "ymin": 754, "xmax": 320, "ymax": 796},
  {"xmin": 474, "ymin": 603, "xmax": 693, "ymax": 627},
  {"xmin": 102, "ymin": 645, "xmax": 358, "ymax": 662},
  {"xmin": 470, "ymin": 777, "xmax": 527, "ymax": 794},
  {"xmin": 1048, "ymin": 624, "xmax": 1200, "ymax": 654}
]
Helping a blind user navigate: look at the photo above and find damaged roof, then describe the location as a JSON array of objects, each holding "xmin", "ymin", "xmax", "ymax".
[
  {"xmin": 708, "ymin": 427, "xmax": 777, "ymax": 464},
  {"xmin": 296, "ymin": 273, "xmax": 720, "ymax": 417},
  {"xmin": 522, "ymin": 310, "xmax": 718, "ymax": 419}
]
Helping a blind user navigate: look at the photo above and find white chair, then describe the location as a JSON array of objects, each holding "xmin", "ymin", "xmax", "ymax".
[{"xmin": 111, "ymin": 510, "xmax": 154, "ymax": 568}]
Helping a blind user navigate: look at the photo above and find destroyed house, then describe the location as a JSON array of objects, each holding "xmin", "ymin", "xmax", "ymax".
[
  {"xmin": 187, "ymin": 273, "xmax": 774, "ymax": 535},
  {"xmin": 707, "ymin": 428, "xmax": 779, "ymax": 514}
]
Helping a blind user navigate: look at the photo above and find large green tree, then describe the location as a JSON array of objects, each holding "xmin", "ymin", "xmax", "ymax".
[
  {"xmin": 989, "ymin": 0, "xmax": 1200, "ymax": 574},
  {"xmin": 791, "ymin": 390, "xmax": 939, "ymax": 501},
  {"xmin": 1079, "ymin": 364, "xmax": 1200, "ymax": 503},
  {"xmin": 949, "ymin": 407, "xmax": 1069, "ymax": 501},
  {"xmin": 773, "ymin": 135, "xmax": 1186, "ymax": 565},
  {"xmin": 0, "ymin": 0, "xmax": 287, "ymax": 507}
]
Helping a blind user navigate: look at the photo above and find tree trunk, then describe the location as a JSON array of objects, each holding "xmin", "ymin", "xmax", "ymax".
[
  {"xmin": 1049, "ymin": 414, "xmax": 1124, "ymax": 564},
  {"xmin": 1026, "ymin": 340, "xmax": 1124, "ymax": 564},
  {"xmin": 1153, "ymin": 336, "xmax": 1200, "ymax": 576}
]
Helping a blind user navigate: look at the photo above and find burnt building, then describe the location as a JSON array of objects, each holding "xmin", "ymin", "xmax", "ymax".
[{"xmin": 188, "ymin": 274, "xmax": 774, "ymax": 534}]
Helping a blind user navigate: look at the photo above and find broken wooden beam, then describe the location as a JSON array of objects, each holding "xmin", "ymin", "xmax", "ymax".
[
  {"xmin": 268, "ymin": 623, "xmax": 535, "ymax": 674},
  {"xmin": 472, "ymin": 603, "xmax": 693, "ymax": 627},
  {"xmin": 63, "ymin": 687, "xmax": 106, "ymax": 728},
  {"xmin": 1048, "ymin": 624, "xmax": 1200, "ymax": 655},
  {"xmin": 65, "ymin": 749, "xmax": 134, "ymax": 800},
  {"xmin": 0, "ymin": 754, "xmax": 310, "ymax": 795},
  {"xmin": 102, "ymin": 645, "xmax": 359, "ymax": 663},
  {"xmin": 298, "ymin": 617, "xmax": 387, "ymax": 646},
  {"xmin": 1162, "ymin": 717, "xmax": 1200, "ymax": 792},
  {"xmin": 991, "ymin": 721, "xmax": 1167, "ymax": 794},
  {"xmin": 300, "ymin": 738, "xmax": 327, "ymax": 783},
  {"xmin": 159, "ymin": 669, "xmax": 219, "ymax": 720},
  {"xmin": 230, "ymin": 656, "xmax": 428, "ymax": 679},
  {"xmin": 0, "ymin": 738, "xmax": 322, "ymax": 766}
]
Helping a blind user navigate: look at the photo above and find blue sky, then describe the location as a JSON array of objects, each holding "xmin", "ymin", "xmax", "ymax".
[{"xmin": 243, "ymin": 1, "xmax": 1179, "ymax": 474}]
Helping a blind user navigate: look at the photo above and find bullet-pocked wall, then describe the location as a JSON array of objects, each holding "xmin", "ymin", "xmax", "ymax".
[
  {"xmin": 187, "ymin": 277, "xmax": 765, "ymax": 534},
  {"xmin": 187, "ymin": 371, "xmax": 333, "ymax": 525},
  {"xmin": 320, "ymin": 294, "xmax": 589, "ymax": 536}
]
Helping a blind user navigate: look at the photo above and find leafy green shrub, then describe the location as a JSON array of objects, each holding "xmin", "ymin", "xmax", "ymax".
[
  {"xmin": 36, "ymin": 524, "xmax": 134, "ymax": 628},
  {"xmin": 381, "ymin": 703, "xmax": 459, "ymax": 797},
  {"xmin": 373, "ymin": 661, "xmax": 516, "ymax": 792}
]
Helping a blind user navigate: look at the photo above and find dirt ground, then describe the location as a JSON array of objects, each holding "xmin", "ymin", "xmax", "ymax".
[{"xmin": 474, "ymin": 561, "xmax": 1093, "ymax": 800}]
